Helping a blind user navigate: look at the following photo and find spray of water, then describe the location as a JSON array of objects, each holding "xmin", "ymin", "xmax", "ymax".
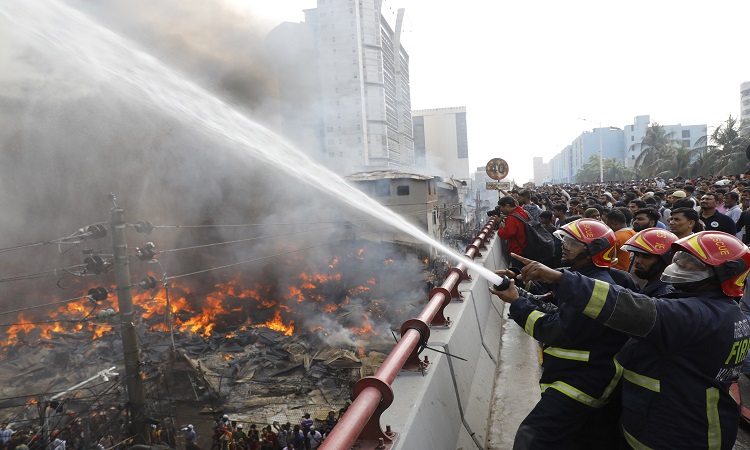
[{"xmin": 0, "ymin": 1, "xmax": 503, "ymax": 286}]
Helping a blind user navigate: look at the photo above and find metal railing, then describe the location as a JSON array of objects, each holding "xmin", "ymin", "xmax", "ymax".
[{"xmin": 319, "ymin": 217, "xmax": 498, "ymax": 449}]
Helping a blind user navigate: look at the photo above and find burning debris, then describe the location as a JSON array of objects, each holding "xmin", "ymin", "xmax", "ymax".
[{"xmin": 0, "ymin": 239, "xmax": 429, "ymax": 428}]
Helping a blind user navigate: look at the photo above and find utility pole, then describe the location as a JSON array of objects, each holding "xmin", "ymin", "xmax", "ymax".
[{"xmin": 108, "ymin": 194, "xmax": 149, "ymax": 444}]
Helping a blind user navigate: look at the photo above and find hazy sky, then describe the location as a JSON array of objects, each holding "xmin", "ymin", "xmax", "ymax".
[
  {"xmin": 238, "ymin": 0, "xmax": 750, "ymax": 182},
  {"xmin": 2, "ymin": 0, "xmax": 749, "ymax": 184}
]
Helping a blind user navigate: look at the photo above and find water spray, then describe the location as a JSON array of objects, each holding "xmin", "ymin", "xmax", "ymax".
[{"xmin": 0, "ymin": 1, "xmax": 506, "ymax": 287}]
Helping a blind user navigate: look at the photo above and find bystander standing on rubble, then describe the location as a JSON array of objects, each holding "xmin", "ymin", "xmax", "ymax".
[
  {"xmin": 0, "ymin": 423, "xmax": 13, "ymax": 447},
  {"xmin": 306, "ymin": 426, "xmax": 322, "ymax": 450}
]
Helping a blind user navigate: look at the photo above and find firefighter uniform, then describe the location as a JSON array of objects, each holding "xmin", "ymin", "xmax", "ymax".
[
  {"xmin": 555, "ymin": 270, "xmax": 750, "ymax": 450},
  {"xmin": 508, "ymin": 262, "xmax": 629, "ymax": 449}
]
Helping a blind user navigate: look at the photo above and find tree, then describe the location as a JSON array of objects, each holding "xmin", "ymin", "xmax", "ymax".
[
  {"xmin": 631, "ymin": 123, "xmax": 682, "ymax": 178},
  {"xmin": 575, "ymin": 155, "xmax": 634, "ymax": 182},
  {"xmin": 692, "ymin": 115, "xmax": 750, "ymax": 176}
]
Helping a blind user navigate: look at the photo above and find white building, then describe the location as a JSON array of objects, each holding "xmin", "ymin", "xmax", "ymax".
[
  {"xmin": 412, "ymin": 107, "xmax": 470, "ymax": 181},
  {"xmin": 266, "ymin": 0, "xmax": 415, "ymax": 175},
  {"xmin": 532, "ymin": 156, "xmax": 549, "ymax": 186},
  {"xmin": 623, "ymin": 115, "xmax": 706, "ymax": 169},
  {"xmin": 547, "ymin": 115, "xmax": 707, "ymax": 182}
]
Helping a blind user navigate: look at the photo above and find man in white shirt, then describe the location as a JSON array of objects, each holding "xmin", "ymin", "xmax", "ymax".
[{"xmin": 307, "ymin": 426, "xmax": 323, "ymax": 449}]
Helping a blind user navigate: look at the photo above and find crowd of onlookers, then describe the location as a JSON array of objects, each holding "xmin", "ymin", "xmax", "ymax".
[
  {"xmin": 205, "ymin": 407, "xmax": 347, "ymax": 450},
  {"xmin": 489, "ymin": 174, "xmax": 750, "ymax": 270},
  {"xmin": 0, "ymin": 403, "xmax": 351, "ymax": 450}
]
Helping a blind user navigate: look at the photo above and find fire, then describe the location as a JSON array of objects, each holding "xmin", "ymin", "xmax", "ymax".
[
  {"xmin": 256, "ymin": 310, "xmax": 294, "ymax": 336},
  {"xmin": 351, "ymin": 313, "xmax": 377, "ymax": 338},
  {"xmin": 348, "ymin": 286, "xmax": 371, "ymax": 296},
  {"xmin": 1, "ymin": 243, "xmax": 423, "ymax": 355}
]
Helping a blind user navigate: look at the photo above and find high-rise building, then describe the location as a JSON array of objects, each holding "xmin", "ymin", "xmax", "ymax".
[
  {"xmin": 412, "ymin": 107, "xmax": 470, "ymax": 180},
  {"xmin": 532, "ymin": 157, "xmax": 549, "ymax": 185},
  {"xmin": 741, "ymin": 81, "xmax": 750, "ymax": 136},
  {"xmin": 266, "ymin": 0, "xmax": 414, "ymax": 175}
]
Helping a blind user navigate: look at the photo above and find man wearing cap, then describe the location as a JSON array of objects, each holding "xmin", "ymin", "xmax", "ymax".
[
  {"xmin": 307, "ymin": 426, "xmax": 323, "ymax": 449},
  {"xmin": 234, "ymin": 425, "xmax": 248, "ymax": 450},
  {"xmin": 183, "ymin": 425, "xmax": 197, "ymax": 446}
]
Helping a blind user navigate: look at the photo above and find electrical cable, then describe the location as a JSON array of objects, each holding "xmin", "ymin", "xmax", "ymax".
[
  {"xmin": 164, "ymin": 239, "xmax": 349, "ymax": 281},
  {"xmin": 0, "ymin": 264, "xmax": 88, "ymax": 284},
  {"xmin": 154, "ymin": 220, "xmax": 358, "ymax": 229},
  {"xmin": 0, "ymin": 294, "xmax": 93, "ymax": 317},
  {"xmin": 156, "ymin": 224, "xmax": 342, "ymax": 255}
]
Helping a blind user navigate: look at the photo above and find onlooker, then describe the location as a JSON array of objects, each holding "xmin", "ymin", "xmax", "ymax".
[
  {"xmin": 699, "ymin": 194, "xmax": 736, "ymax": 235},
  {"xmin": 668, "ymin": 207, "xmax": 701, "ymax": 239},
  {"xmin": 495, "ymin": 196, "xmax": 530, "ymax": 270},
  {"xmin": 723, "ymin": 192, "xmax": 743, "ymax": 238},
  {"xmin": 605, "ymin": 209, "xmax": 636, "ymax": 272},
  {"xmin": 631, "ymin": 208, "xmax": 660, "ymax": 232}
]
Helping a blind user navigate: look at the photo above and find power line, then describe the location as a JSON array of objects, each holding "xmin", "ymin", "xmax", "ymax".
[
  {"xmin": 0, "ymin": 294, "xmax": 94, "ymax": 317},
  {"xmin": 156, "ymin": 224, "xmax": 343, "ymax": 255},
  {"xmin": 165, "ymin": 239, "xmax": 349, "ymax": 281},
  {"xmin": 155, "ymin": 220, "xmax": 356, "ymax": 229},
  {"xmin": 0, "ymin": 264, "xmax": 88, "ymax": 284}
]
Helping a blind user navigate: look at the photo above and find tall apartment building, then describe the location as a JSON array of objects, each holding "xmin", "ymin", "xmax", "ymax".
[
  {"xmin": 532, "ymin": 157, "xmax": 549, "ymax": 185},
  {"xmin": 265, "ymin": 0, "xmax": 414, "ymax": 175},
  {"xmin": 412, "ymin": 107, "xmax": 470, "ymax": 180},
  {"xmin": 742, "ymin": 81, "xmax": 750, "ymax": 136},
  {"xmin": 547, "ymin": 115, "xmax": 707, "ymax": 183}
]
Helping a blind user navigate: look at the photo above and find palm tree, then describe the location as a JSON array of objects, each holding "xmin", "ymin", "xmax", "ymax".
[
  {"xmin": 575, "ymin": 155, "xmax": 601, "ymax": 183},
  {"xmin": 632, "ymin": 123, "xmax": 681, "ymax": 178},
  {"xmin": 693, "ymin": 115, "xmax": 750, "ymax": 176},
  {"xmin": 576, "ymin": 156, "xmax": 634, "ymax": 182}
]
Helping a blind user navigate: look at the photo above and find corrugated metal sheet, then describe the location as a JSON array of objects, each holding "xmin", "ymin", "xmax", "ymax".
[{"xmin": 345, "ymin": 170, "xmax": 434, "ymax": 181}]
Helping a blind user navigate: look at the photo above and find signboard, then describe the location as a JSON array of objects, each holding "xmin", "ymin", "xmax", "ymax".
[
  {"xmin": 486, "ymin": 181, "xmax": 512, "ymax": 191},
  {"xmin": 485, "ymin": 158, "xmax": 509, "ymax": 180}
]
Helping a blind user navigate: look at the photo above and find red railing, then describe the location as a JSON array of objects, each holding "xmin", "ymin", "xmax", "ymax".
[{"xmin": 319, "ymin": 217, "xmax": 498, "ymax": 450}]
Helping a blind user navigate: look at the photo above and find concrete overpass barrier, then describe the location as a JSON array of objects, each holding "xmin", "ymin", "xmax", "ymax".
[{"xmin": 382, "ymin": 235, "xmax": 510, "ymax": 450}]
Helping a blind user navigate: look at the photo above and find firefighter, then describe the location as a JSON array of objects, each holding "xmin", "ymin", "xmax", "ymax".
[
  {"xmin": 507, "ymin": 230, "xmax": 750, "ymax": 449},
  {"xmin": 490, "ymin": 218, "xmax": 630, "ymax": 449},
  {"xmin": 621, "ymin": 228, "xmax": 678, "ymax": 296}
]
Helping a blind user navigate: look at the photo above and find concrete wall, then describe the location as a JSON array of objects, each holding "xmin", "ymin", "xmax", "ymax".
[{"xmin": 382, "ymin": 235, "xmax": 508, "ymax": 449}]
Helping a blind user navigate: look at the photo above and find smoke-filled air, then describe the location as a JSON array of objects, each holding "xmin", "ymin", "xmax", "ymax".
[{"xmin": 0, "ymin": 0, "xmax": 497, "ymax": 380}]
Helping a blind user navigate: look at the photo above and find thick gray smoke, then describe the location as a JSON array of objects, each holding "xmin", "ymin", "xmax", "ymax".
[{"xmin": 0, "ymin": 0, "xmax": 427, "ymax": 344}]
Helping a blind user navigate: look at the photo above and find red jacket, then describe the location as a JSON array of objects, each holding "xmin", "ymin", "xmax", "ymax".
[{"xmin": 497, "ymin": 206, "xmax": 529, "ymax": 254}]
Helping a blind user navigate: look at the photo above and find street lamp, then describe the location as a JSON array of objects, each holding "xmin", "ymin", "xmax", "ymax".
[{"xmin": 578, "ymin": 118, "xmax": 603, "ymax": 183}]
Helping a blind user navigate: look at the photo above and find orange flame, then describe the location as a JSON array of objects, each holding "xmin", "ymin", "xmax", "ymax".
[{"xmin": 256, "ymin": 310, "xmax": 294, "ymax": 336}]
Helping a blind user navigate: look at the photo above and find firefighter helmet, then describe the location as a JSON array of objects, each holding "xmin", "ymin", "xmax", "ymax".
[
  {"xmin": 622, "ymin": 228, "xmax": 678, "ymax": 265},
  {"xmin": 553, "ymin": 218, "xmax": 616, "ymax": 268},
  {"xmin": 668, "ymin": 231, "xmax": 750, "ymax": 296}
]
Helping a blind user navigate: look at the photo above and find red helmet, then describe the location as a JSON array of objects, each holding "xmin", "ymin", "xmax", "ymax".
[
  {"xmin": 622, "ymin": 228, "xmax": 678, "ymax": 265},
  {"xmin": 554, "ymin": 218, "xmax": 616, "ymax": 268},
  {"xmin": 670, "ymin": 231, "xmax": 750, "ymax": 296}
]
